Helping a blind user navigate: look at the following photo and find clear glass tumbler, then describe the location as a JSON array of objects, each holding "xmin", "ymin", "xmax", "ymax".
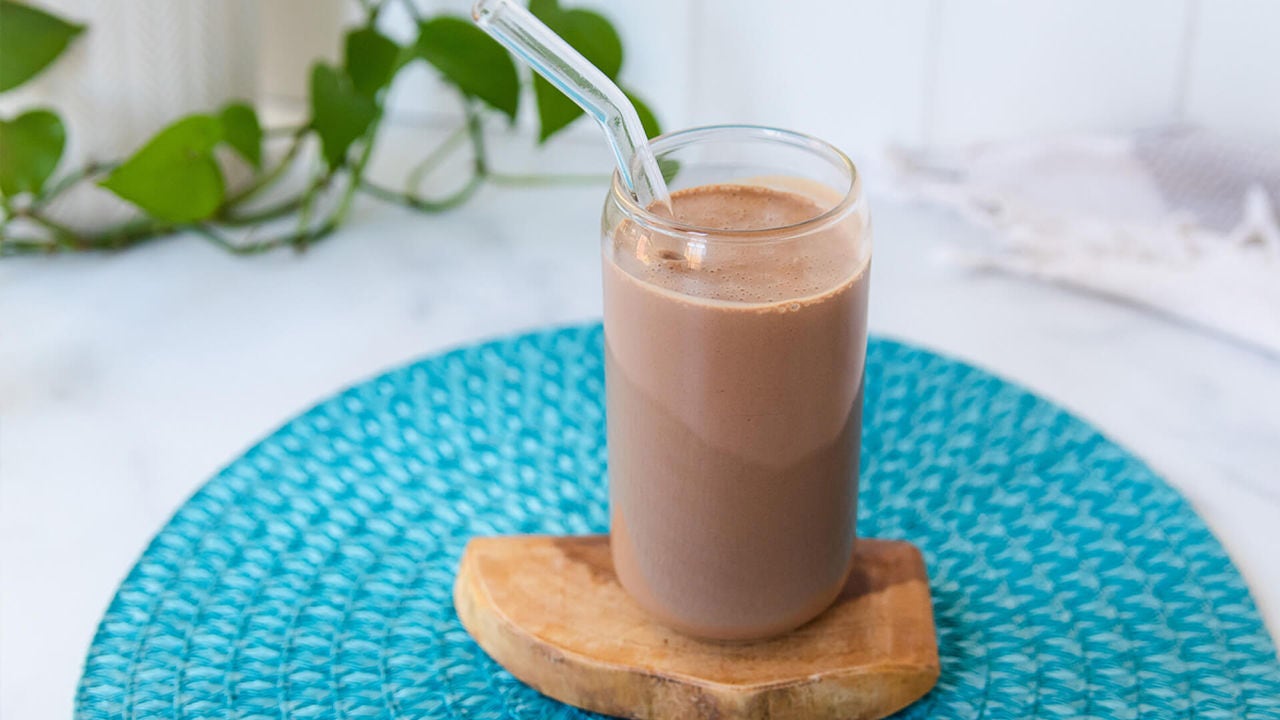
[{"xmin": 601, "ymin": 125, "xmax": 871, "ymax": 640}]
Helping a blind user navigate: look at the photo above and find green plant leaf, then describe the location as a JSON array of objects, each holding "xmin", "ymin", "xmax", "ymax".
[
  {"xmin": 100, "ymin": 115, "xmax": 225, "ymax": 222},
  {"xmin": 530, "ymin": 0, "xmax": 624, "ymax": 142},
  {"xmin": 623, "ymin": 89, "xmax": 661, "ymax": 139},
  {"xmin": 219, "ymin": 102, "xmax": 262, "ymax": 169},
  {"xmin": 309, "ymin": 62, "xmax": 378, "ymax": 169},
  {"xmin": 345, "ymin": 27, "xmax": 401, "ymax": 98},
  {"xmin": 0, "ymin": 1, "xmax": 84, "ymax": 93},
  {"xmin": 542, "ymin": 4, "xmax": 622, "ymax": 78},
  {"xmin": 0, "ymin": 108, "xmax": 65, "ymax": 195},
  {"xmin": 658, "ymin": 157, "xmax": 680, "ymax": 185},
  {"xmin": 527, "ymin": 0, "xmax": 556, "ymax": 20},
  {"xmin": 415, "ymin": 16, "xmax": 518, "ymax": 120},
  {"xmin": 531, "ymin": 79, "xmax": 577, "ymax": 144}
]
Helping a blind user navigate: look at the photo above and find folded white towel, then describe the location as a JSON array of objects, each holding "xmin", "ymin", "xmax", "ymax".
[{"xmin": 891, "ymin": 127, "xmax": 1280, "ymax": 358}]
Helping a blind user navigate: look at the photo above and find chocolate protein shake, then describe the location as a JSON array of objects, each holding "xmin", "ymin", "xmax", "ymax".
[{"xmin": 603, "ymin": 177, "xmax": 870, "ymax": 640}]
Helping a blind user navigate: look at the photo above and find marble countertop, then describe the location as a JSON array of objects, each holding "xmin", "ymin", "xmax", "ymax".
[{"xmin": 3, "ymin": 126, "xmax": 1278, "ymax": 718}]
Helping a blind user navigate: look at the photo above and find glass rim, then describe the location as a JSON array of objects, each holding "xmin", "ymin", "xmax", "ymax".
[{"xmin": 609, "ymin": 124, "xmax": 860, "ymax": 241}]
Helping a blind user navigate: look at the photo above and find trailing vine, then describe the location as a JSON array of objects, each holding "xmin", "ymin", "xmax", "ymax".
[{"xmin": 0, "ymin": 0, "xmax": 660, "ymax": 256}]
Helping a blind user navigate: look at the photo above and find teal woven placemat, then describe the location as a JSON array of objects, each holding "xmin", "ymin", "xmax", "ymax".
[{"xmin": 76, "ymin": 323, "xmax": 1280, "ymax": 719}]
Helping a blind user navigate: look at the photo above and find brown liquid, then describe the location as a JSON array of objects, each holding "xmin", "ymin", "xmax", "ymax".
[{"xmin": 604, "ymin": 183, "xmax": 870, "ymax": 640}]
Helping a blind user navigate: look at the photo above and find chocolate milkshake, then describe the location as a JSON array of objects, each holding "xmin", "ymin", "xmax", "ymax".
[{"xmin": 603, "ymin": 175, "xmax": 870, "ymax": 640}]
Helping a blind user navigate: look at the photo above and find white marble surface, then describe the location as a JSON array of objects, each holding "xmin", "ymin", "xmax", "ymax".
[{"xmin": 2, "ymin": 126, "xmax": 1279, "ymax": 719}]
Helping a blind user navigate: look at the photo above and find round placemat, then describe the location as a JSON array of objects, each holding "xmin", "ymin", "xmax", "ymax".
[{"xmin": 76, "ymin": 323, "xmax": 1280, "ymax": 719}]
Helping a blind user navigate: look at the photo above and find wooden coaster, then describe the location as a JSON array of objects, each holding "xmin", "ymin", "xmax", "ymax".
[{"xmin": 454, "ymin": 535, "xmax": 939, "ymax": 720}]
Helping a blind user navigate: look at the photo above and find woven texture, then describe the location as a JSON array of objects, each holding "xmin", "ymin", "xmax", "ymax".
[{"xmin": 76, "ymin": 324, "xmax": 1280, "ymax": 719}]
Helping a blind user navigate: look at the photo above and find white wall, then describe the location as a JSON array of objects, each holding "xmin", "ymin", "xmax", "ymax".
[
  {"xmin": 1183, "ymin": 0, "xmax": 1280, "ymax": 138},
  {"xmin": 260, "ymin": 0, "xmax": 1280, "ymax": 157}
]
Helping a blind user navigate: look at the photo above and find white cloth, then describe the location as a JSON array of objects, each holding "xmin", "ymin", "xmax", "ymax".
[{"xmin": 890, "ymin": 127, "xmax": 1280, "ymax": 358}]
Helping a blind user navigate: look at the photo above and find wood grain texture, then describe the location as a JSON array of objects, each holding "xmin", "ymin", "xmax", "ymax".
[{"xmin": 454, "ymin": 535, "xmax": 939, "ymax": 720}]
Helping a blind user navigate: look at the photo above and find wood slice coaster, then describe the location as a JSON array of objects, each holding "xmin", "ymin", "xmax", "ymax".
[{"xmin": 454, "ymin": 535, "xmax": 939, "ymax": 720}]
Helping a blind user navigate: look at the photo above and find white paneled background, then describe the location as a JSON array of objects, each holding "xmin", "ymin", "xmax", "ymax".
[{"xmin": 258, "ymin": 0, "xmax": 1280, "ymax": 158}]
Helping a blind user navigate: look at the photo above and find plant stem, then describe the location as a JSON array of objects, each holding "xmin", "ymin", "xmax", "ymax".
[
  {"xmin": 295, "ymin": 164, "xmax": 325, "ymax": 240},
  {"xmin": 218, "ymin": 168, "xmax": 334, "ymax": 226},
  {"xmin": 265, "ymin": 124, "xmax": 307, "ymax": 138},
  {"xmin": 22, "ymin": 211, "xmax": 81, "ymax": 250},
  {"xmin": 1, "ymin": 213, "xmax": 176, "ymax": 254},
  {"xmin": 0, "ymin": 235, "xmax": 57, "ymax": 255},
  {"xmin": 359, "ymin": 173, "xmax": 482, "ymax": 212},
  {"xmin": 87, "ymin": 219, "xmax": 175, "ymax": 251},
  {"xmin": 487, "ymin": 171, "xmax": 610, "ymax": 187},
  {"xmin": 193, "ymin": 223, "xmax": 338, "ymax": 256},
  {"xmin": 36, "ymin": 161, "xmax": 118, "ymax": 203},
  {"xmin": 218, "ymin": 196, "xmax": 308, "ymax": 226},
  {"xmin": 286, "ymin": 119, "xmax": 381, "ymax": 251},
  {"xmin": 407, "ymin": 126, "xmax": 468, "ymax": 194},
  {"xmin": 372, "ymin": 92, "xmax": 484, "ymax": 212},
  {"xmin": 222, "ymin": 128, "xmax": 308, "ymax": 208},
  {"xmin": 463, "ymin": 101, "xmax": 489, "ymax": 176},
  {"xmin": 330, "ymin": 140, "xmax": 377, "ymax": 228},
  {"xmin": 1, "ymin": 89, "xmax": 617, "ymax": 258}
]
